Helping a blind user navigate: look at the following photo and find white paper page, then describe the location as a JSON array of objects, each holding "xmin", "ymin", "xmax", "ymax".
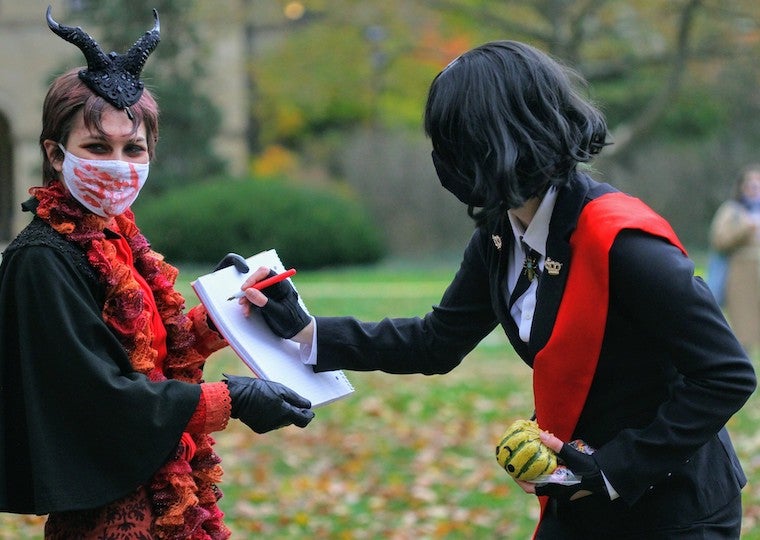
[{"xmin": 192, "ymin": 249, "xmax": 353, "ymax": 407}]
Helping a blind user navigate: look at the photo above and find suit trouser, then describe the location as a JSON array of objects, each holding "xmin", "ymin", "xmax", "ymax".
[{"xmin": 535, "ymin": 493, "xmax": 742, "ymax": 539}]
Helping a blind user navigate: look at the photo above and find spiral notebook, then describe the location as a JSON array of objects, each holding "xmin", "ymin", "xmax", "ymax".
[{"xmin": 192, "ymin": 249, "xmax": 354, "ymax": 408}]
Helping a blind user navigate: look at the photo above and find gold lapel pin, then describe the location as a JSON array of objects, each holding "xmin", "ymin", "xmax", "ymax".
[
  {"xmin": 545, "ymin": 257, "xmax": 562, "ymax": 276},
  {"xmin": 491, "ymin": 234, "xmax": 502, "ymax": 250},
  {"xmin": 523, "ymin": 252, "xmax": 539, "ymax": 281}
]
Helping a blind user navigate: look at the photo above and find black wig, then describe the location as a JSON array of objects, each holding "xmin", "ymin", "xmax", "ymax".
[{"xmin": 424, "ymin": 40, "xmax": 608, "ymax": 225}]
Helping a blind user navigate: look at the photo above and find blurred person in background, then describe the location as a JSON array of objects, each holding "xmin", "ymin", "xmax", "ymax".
[
  {"xmin": 709, "ymin": 163, "xmax": 760, "ymax": 353},
  {"xmin": 238, "ymin": 40, "xmax": 755, "ymax": 538},
  {"xmin": 0, "ymin": 9, "xmax": 313, "ymax": 539}
]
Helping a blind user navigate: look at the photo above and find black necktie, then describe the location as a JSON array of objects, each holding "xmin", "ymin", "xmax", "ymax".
[{"xmin": 509, "ymin": 241, "xmax": 539, "ymax": 308}]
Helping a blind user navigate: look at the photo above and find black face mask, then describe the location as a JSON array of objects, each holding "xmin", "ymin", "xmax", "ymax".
[{"xmin": 431, "ymin": 151, "xmax": 485, "ymax": 207}]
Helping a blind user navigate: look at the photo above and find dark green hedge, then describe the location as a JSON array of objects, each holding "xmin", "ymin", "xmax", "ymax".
[{"xmin": 133, "ymin": 177, "xmax": 386, "ymax": 269}]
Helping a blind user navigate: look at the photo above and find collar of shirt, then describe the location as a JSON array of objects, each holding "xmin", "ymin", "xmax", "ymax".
[{"xmin": 507, "ymin": 187, "xmax": 558, "ymax": 258}]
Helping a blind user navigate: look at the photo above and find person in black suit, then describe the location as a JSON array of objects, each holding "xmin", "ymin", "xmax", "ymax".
[{"xmin": 238, "ymin": 40, "xmax": 756, "ymax": 538}]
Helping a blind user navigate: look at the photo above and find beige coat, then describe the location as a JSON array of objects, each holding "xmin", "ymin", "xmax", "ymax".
[{"xmin": 710, "ymin": 200, "xmax": 760, "ymax": 351}]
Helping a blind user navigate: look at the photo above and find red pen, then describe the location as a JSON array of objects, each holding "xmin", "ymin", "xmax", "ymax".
[{"xmin": 226, "ymin": 268, "xmax": 297, "ymax": 300}]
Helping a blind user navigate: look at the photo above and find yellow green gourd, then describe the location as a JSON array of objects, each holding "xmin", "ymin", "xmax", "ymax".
[{"xmin": 496, "ymin": 419, "xmax": 557, "ymax": 481}]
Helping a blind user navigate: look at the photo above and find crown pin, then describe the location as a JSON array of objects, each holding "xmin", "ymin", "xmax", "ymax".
[{"xmin": 545, "ymin": 257, "xmax": 562, "ymax": 276}]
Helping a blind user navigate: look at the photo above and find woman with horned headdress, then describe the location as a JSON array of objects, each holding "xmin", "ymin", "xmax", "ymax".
[{"xmin": 0, "ymin": 8, "xmax": 314, "ymax": 539}]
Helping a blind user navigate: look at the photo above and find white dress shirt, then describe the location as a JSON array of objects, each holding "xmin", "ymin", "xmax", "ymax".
[{"xmin": 507, "ymin": 188, "xmax": 558, "ymax": 342}]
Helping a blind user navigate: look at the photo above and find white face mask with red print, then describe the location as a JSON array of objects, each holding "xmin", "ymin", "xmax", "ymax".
[{"xmin": 58, "ymin": 143, "xmax": 149, "ymax": 218}]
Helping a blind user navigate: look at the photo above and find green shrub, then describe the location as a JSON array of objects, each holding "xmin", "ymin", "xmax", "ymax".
[{"xmin": 133, "ymin": 177, "xmax": 386, "ymax": 269}]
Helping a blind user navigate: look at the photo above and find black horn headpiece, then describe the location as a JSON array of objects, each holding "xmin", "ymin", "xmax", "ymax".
[{"xmin": 46, "ymin": 5, "xmax": 160, "ymax": 113}]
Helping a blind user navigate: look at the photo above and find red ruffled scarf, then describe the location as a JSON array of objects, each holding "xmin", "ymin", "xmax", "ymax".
[{"xmin": 30, "ymin": 181, "xmax": 230, "ymax": 540}]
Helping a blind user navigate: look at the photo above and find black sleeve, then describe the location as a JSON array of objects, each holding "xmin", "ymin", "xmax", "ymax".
[
  {"xmin": 593, "ymin": 231, "xmax": 756, "ymax": 504},
  {"xmin": 314, "ymin": 230, "xmax": 499, "ymax": 375}
]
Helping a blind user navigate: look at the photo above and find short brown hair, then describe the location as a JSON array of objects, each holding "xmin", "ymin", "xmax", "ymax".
[{"xmin": 38, "ymin": 68, "xmax": 159, "ymax": 184}]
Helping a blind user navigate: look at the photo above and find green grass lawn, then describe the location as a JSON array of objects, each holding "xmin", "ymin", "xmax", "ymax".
[{"xmin": 3, "ymin": 262, "xmax": 759, "ymax": 539}]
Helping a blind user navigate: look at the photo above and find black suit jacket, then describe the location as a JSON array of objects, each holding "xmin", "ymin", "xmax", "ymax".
[{"xmin": 315, "ymin": 173, "xmax": 756, "ymax": 534}]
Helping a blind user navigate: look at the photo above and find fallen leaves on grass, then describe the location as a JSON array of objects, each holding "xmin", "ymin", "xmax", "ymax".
[{"xmin": 3, "ymin": 350, "xmax": 759, "ymax": 539}]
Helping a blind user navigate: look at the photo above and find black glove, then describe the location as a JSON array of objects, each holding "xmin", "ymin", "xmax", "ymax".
[
  {"xmin": 256, "ymin": 270, "xmax": 311, "ymax": 339},
  {"xmin": 535, "ymin": 443, "xmax": 606, "ymax": 501},
  {"xmin": 223, "ymin": 373, "xmax": 314, "ymax": 433},
  {"xmin": 214, "ymin": 253, "xmax": 250, "ymax": 273}
]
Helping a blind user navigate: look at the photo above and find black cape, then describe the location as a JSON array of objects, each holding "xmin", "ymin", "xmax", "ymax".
[{"xmin": 0, "ymin": 215, "xmax": 201, "ymax": 514}]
